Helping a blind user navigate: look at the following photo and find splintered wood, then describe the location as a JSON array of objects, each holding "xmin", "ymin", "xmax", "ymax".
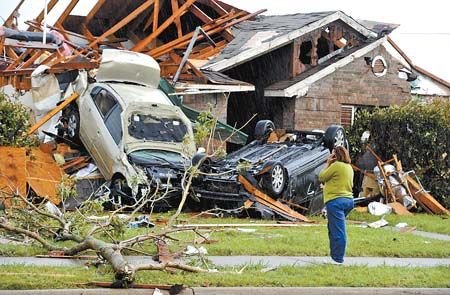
[{"xmin": 0, "ymin": 147, "xmax": 63, "ymax": 207}]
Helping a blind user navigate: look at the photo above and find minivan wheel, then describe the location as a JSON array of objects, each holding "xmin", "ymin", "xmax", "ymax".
[
  {"xmin": 254, "ymin": 120, "xmax": 275, "ymax": 141},
  {"xmin": 263, "ymin": 163, "xmax": 287, "ymax": 197},
  {"xmin": 324, "ymin": 125, "xmax": 348, "ymax": 150}
]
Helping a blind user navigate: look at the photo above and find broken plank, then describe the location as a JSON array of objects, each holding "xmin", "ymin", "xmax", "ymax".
[
  {"xmin": 132, "ymin": 0, "xmax": 197, "ymax": 52},
  {"xmin": 406, "ymin": 175, "xmax": 449, "ymax": 215},
  {"xmin": 28, "ymin": 92, "xmax": 79, "ymax": 135},
  {"xmin": 238, "ymin": 174, "xmax": 310, "ymax": 222},
  {"xmin": 0, "ymin": 147, "xmax": 27, "ymax": 203},
  {"xmin": 88, "ymin": 0, "xmax": 155, "ymax": 48}
]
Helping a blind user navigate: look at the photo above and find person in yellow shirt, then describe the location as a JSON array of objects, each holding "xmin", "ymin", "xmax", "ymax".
[{"xmin": 319, "ymin": 146, "xmax": 354, "ymax": 265}]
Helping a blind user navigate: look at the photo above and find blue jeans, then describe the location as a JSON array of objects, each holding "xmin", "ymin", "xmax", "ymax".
[{"xmin": 326, "ymin": 197, "xmax": 354, "ymax": 263}]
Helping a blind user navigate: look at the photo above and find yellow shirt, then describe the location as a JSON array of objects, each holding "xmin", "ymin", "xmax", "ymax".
[{"xmin": 319, "ymin": 161, "xmax": 354, "ymax": 204}]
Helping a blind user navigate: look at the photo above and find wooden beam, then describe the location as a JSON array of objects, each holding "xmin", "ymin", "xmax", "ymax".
[
  {"xmin": 6, "ymin": 47, "xmax": 19, "ymax": 60},
  {"xmin": 84, "ymin": 0, "xmax": 106, "ymax": 25},
  {"xmin": 132, "ymin": 0, "xmax": 197, "ymax": 52},
  {"xmin": 88, "ymin": 0, "xmax": 155, "ymax": 48},
  {"xmin": 28, "ymin": 92, "xmax": 79, "ymax": 135},
  {"xmin": 197, "ymin": 0, "xmax": 228, "ymax": 15},
  {"xmin": 3, "ymin": 0, "xmax": 25, "ymax": 28},
  {"xmin": 150, "ymin": 9, "xmax": 263, "ymax": 57},
  {"xmin": 33, "ymin": 0, "xmax": 59, "ymax": 26},
  {"xmin": 148, "ymin": 10, "xmax": 244, "ymax": 57},
  {"xmin": 153, "ymin": 0, "xmax": 160, "ymax": 32},
  {"xmin": 5, "ymin": 49, "xmax": 33, "ymax": 70},
  {"xmin": 19, "ymin": 50, "xmax": 45, "ymax": 69},
  {"xmin": 183, "ymin": 1, "xmax": 213, "ymax": 24},
  {"xmin": 56, "ymin": 0, "xmax": 80, "ymax": 24},
  {"xmin": 170, "ymin": 0, "xmax": 183, "ymax": 38}
]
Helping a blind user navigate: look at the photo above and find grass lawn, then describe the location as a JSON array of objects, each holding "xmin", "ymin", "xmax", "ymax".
[
  {"xmin": 1, "ymin": 211, "xmax": 449, "ymax": 258},
  {"xmin": 0, "ymin": 264, "xmax": 449, "ymax": 289},
  {"xmin": 347, "ymin": 211, "xmax": 450, "ymax": 235}
]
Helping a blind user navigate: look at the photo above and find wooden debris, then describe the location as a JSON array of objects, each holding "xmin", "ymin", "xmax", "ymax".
[
  {"xmin": 238, "ymin": 174, "xmax": 310, "ymax": 222},
  {"xmin": 0, "ymin": 146, "xmax": 63, "ymax": 207},
  {"xmin": 406, "ymin": 176, "xmax": 449, "ymax": 215},
  {"xmin": 1, "ymin": 1, "xmax": 264, "ymax": 90},
  {"xmin": 388, "ymin": 202, "xmax": 413, "ymax": 216}
]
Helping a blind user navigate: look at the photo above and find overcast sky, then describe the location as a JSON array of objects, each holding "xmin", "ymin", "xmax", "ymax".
[{"xmin": 1, "ymin": 0, "xmax": 449, "ymax": 82}]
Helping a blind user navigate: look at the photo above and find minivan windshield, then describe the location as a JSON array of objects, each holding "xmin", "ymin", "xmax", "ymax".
[{"xmin": 128, "ymin": 112, "xmax": 188, "ymax": 142}]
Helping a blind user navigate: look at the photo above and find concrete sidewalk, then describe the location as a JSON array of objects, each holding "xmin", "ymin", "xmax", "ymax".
[
  {"xmin": 0, "ymin": 255, "xmax": 449, "ymax": 267},
  {"xmin": 1, "ymin": 287, "xmax": 449, "ymax": 295}
]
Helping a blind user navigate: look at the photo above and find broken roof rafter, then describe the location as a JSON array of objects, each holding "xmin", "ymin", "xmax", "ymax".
[
  {"xmin": 28, "ymin": 0, "xmax": 60, "ymax": 31},
  {"xmin": 88, "ymin": 0, "xmax": 155, "ymax": 48},
  {"xmin": 132, "ymin": 0, "xmax": 197, "ymax": 52}
]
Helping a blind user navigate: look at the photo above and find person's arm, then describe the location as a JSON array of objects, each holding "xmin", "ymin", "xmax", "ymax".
[{"xmin": 319, "ymin": 162, "xmax": 336, "ymax": 183}]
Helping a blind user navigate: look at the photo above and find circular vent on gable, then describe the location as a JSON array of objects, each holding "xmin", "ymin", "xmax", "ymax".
[{"xmin": 372, "ymin": 56, "xmax": 387, "ymax": 77}]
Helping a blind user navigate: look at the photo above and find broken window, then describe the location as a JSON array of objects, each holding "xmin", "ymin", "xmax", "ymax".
[
  {"xmin": 128, "ymin": 113, "xmax": 188, "ymax": 143},
  {"xmin": 299, "ymin": 41, "xmax": 312, "ymax": 64},
  {"xmin": 316, "ymin": 36, "xmax": 330, "ymax": 59}
]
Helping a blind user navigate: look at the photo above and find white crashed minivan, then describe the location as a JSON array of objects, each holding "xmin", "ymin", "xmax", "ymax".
[{"xmin": 61, "ymin": 49, "xmax": 195, "ymax": 205}]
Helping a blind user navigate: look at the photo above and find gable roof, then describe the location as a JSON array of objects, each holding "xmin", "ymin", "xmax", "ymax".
[
  {"xmin": 201, "ymin": 10, "xmax": 377, "ymax": 72},
  {"xmin": 264, "ymin": 36, "xmax": 387, "ymax": 97}
]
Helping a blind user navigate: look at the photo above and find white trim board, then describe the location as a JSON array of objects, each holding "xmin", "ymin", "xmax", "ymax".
[
  {"xmin": 202, "ymin": 11, "xmax": 377, "ymax": 72},
  {"xmin": 264, "ymin": 36, "xmax": 387, "ymax": 98}
]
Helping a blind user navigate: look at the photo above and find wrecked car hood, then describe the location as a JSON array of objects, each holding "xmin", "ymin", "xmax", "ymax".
[
  {"xmin": 123, "ymin": 102, "xmax": 196, "ymax": 157},
  {"xmin": 97, "ymin": 49, "xmax": 161, "ymax": 88}
]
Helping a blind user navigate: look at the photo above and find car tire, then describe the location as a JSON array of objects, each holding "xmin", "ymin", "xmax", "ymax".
[
  {"xmin": 263, "ymin": 162, "xmax": 287, "ymax": 197},
  {"xmin": 254, "ymin": 120, "xmax": 275, "ymax": 141},
  {"xmin": 65, "ymin": 107, "xmax": 80, "ymax": 141},
  {"xmin": 324, "ymin": 125, "xmax": 348, "ymax": 150}
]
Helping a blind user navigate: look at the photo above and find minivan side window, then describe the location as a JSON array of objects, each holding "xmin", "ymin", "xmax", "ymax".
[
  {"xmin": 91, "ymin": 87, "xmax": 123, "ymax": 145},
  {"xmin": 93, "ymin": 89, "xmax": 118, "ymax": 118}
]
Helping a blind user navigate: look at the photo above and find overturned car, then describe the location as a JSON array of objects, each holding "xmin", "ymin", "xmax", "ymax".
[{"xmin": 191, "ymin": 121, "xmax": 348, "ymax": 218}]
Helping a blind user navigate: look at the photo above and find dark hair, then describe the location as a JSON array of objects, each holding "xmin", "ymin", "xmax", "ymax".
[{"xmin": 334, "ymin": 146, "xmax": 351, "ymax": 164}]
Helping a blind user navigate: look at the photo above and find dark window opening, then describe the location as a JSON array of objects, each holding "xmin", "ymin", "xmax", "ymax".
[
  {"xmin": 104, "ymin": 104, "xmax": 123, "ymax": 145},
  {"xmin": 93, "ymin": 89, "xmax": 118, "ymax": 118},
  {"xmin": 299, "ymin": 41, "xmax": 312, "ymax": 64},
  {"xmin": 317, "ymin": 36, "xmax": 330, "ymax": 59}
]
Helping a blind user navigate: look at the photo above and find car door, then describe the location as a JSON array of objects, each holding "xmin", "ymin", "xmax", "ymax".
[{"xmin": 79, "ymin": 85, "xmax": 123, "ymax": 179}]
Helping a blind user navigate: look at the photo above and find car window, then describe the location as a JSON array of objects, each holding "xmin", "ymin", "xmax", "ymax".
[
  {"xmin": 93, "ymin": 89, "xmax": 118, "ymax": 118},
  {"xmin": 104, "ymin": 104, "xmax": 123, "ymax": 145}
]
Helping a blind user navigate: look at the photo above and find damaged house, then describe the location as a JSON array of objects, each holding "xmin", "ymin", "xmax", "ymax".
[{"xmin": 197, "ymin": 11, "xmax": 450, "ymax": 137}]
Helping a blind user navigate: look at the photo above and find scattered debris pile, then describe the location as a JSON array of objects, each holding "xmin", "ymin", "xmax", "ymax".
[
  {"xmin": 0, "ymin": 0, "xmax": 263, "ymax": 91},
  {"xmin": 353, "ymin": 146, "xmax": 449, "ymax": 216}
]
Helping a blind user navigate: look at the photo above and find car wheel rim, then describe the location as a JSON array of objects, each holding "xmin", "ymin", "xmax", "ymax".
[
  {"xmin": 334, "ymin": 129, "xmax": 345, "ymax": 147},
  {"xmin": 67, "ymin": 114, "xmax": 77, "ymax": 138},
  {"xmin": 271, "ymin": 165, "xmax": 284, "ymax": 194}
]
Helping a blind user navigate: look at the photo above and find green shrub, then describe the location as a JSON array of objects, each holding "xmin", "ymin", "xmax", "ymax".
[
  {"xmin": 347, "ymin": 99, "xmax": 450, "ymax": 208},
  {"xmin": 0, "ymin": 92, "xmax": 38, "ymax": 147}
]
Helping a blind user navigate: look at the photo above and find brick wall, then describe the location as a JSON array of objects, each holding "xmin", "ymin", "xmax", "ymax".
[
  {"xmin": 286, "ymin": 45, "xmax": 411, "ymax": 130},
  {"xmin": 182, "ymin": 92, "xmax": 228, "ymax": 122}
]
